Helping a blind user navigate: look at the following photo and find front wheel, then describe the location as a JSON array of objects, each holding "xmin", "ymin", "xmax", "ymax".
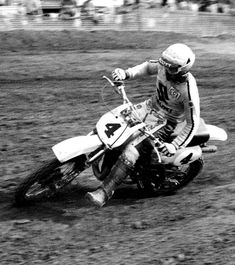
[{"xmin": 14, "ymin": 155, "xmax": 87, "ymax": 206}]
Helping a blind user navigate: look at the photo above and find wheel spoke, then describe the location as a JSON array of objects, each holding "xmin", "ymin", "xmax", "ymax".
[
  {"xmin": 25, "ymin": 182, "xmax": 51, "ymax": 199},
  {"xmin": 15, "ymin": 157, "xmax": 89, "ymax": 206},
  {"xmin": 136, "ymin": 159, "xmax": 203, "ymax": 196},
  {"xmin": 24, "ymin": 163, "xmax": 77, "ymax": 200}
]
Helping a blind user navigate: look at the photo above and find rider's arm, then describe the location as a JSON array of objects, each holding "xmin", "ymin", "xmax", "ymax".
[
  {"xmin": 126, "ymin": 60, "xmax": 159, "ymax": 79},
  {"xmin": 172, "ymin": 74, "xmax": 200, "ymax": 149}
]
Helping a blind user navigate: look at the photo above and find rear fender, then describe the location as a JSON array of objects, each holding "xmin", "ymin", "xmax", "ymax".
[
  {"xmin": 172, "ymin": 119, "xmax": 228, "ymax": 143},
  {"xmin": 52, "ymin": 134, "xmax": 103, "ymax": 163},
  {"xmin": 206, "ymin": 125, "xmax": 228, "ymax": 141}
]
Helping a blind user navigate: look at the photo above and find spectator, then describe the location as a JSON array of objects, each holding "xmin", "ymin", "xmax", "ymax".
[
  {"xmin": 198, "ymin": 0, "xmax": 213, "ymax": 12},
  {"xmin": 0, "ymin": 0, "xmax": 7, "ymax": 6},
  {"xmin": 217, "ymin": 0, "xmax": 232, "ymax": 13},
  {"xmin": 80, "ymin": 0, "xmax": 98, "ymax": 24},
  {"xmin": 24, "ymin": 0, "xmax": 42, "ymax": 16},
  {"xmin": 161, "ymin": 0, "xmax": 168, "ymax": 7},
  {"xmin": 59, "ymin": 0, "xmax": 79, "ymax": 20}
]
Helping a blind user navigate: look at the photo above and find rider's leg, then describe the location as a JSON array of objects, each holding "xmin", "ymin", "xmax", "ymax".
[
  {"xmin": 154, "ymin": 120, "xmax": 177, "ymax": 142},
  {"xmin": 85, "ymin": 144, "xmax": 140, "ymax": 207}
]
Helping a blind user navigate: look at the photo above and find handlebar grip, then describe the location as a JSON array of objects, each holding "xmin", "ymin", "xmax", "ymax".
[{"xmin": 113, "ymin": 80, "xmax": 124, "ymax": 87}]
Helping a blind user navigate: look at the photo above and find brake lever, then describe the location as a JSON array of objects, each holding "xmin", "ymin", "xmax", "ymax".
[
  {"xmin": 103, "ymin": 76, "xmax": 124, "ymax": 95},
  {"xmin": 103, "ymin": 76, "xmax": 124, "ymax": 88}
]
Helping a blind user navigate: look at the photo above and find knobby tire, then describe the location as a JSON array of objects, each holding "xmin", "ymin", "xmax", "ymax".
[{"xmin": 14, "ymin": 157, "xmax": 84, "ymax": 206}]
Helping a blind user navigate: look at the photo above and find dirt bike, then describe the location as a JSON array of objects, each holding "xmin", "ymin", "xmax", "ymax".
[{"xmin": 14, "ymin": 76, "xmax": 228, "ymax": 206}]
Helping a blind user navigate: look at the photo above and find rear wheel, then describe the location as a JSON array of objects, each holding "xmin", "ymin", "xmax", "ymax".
[
  {"xmin": 137, "ymin": 158, "xmax": 204, "ymax": 195},
  {"xmin": 14, "ymin": 155, "xmax": 87, "ymax": 206}
]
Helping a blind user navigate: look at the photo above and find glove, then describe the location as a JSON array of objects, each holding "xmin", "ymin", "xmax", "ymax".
[
  {"xmin": 112, "ymin": 68, "xmax": 127, "ymax": 81},
  {"xmin": 159, "ymin": 143, "xmax": 177, "ymax": 157}
]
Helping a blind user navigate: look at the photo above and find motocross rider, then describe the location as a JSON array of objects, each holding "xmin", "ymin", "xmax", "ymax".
[{"xmin": 86, "ymin": 43, "xmax": 200, "ymax": 207}]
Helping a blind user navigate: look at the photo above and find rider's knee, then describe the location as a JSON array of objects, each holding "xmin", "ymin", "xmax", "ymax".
[{"xmin": 121, "ymin": 144, "xmax": 140, "ymax": 166}]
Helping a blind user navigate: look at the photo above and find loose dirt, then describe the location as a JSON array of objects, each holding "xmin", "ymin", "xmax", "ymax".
[{"xmin": 1, "ymin": 31, "xmax": 234, "ymax": 265}]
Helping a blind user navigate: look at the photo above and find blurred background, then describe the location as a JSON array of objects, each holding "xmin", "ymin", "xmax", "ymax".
[{"xmin": 0, "ymin": 0, "xmax": 234, "ymax": 35}]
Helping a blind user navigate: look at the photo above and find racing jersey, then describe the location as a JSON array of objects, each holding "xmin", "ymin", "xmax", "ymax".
[{"xmin": 125, "ymin": 60, "xmax": 200, "ymax": 149}]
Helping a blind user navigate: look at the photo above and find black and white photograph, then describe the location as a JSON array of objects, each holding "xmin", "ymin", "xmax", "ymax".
[{"xmin": 1, "ymin": 0, "xmax": 234, "ymax": 264}]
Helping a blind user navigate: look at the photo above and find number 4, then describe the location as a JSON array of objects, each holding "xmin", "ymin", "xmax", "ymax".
[{"xmin": 105, "ymin": 123, "xmax": 121, "ymax": 138}]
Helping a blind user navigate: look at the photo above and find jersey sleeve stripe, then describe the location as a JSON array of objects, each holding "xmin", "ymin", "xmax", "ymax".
[{"xmin": 176, "ymin": 80, "xmax": 195, "ymax": 147}]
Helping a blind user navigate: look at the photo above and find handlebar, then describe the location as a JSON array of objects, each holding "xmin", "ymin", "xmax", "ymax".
[{"xmin": 103, "ymin": 76, "xmax": 129, "ymax": 104}]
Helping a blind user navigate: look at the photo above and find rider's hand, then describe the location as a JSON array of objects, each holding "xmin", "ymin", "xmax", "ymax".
[
  {"xmin": 112, "ymin": 68, "xmax": 127, "ymax": 81},
  {"xmin": 159, "ymin": 143, "xmax": 177, "ymax": 157}
]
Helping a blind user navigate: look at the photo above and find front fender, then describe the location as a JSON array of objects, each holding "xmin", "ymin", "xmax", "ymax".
[{"xmin": 52, "ymin": 134, "xmax": 103, "ymax": 163}]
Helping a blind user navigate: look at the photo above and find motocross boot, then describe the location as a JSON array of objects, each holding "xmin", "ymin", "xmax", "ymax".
[{"xmin": 85, "ymin": 156, "xmax": 134, "ymax": 207}]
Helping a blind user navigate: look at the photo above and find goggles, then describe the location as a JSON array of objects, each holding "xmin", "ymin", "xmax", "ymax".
[{"xmin": 159, "ymin": 57, "xmax": 182, "ymax": 75}]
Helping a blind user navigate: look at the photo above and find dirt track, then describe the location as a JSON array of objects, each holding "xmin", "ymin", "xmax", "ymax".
[{"xmin": 1, "ymin": 31, "xmax": 235, "ymax": 265}]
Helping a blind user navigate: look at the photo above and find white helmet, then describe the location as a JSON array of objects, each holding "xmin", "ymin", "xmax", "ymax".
[{"xmin": 159, "ymin": 43, "xmax": 195, "ymax": 75}]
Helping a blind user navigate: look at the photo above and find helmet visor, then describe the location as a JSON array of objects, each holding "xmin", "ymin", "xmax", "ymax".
[{"xmin": 159, "ymin": 57, "xmax": 181, "ymax": 75}]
